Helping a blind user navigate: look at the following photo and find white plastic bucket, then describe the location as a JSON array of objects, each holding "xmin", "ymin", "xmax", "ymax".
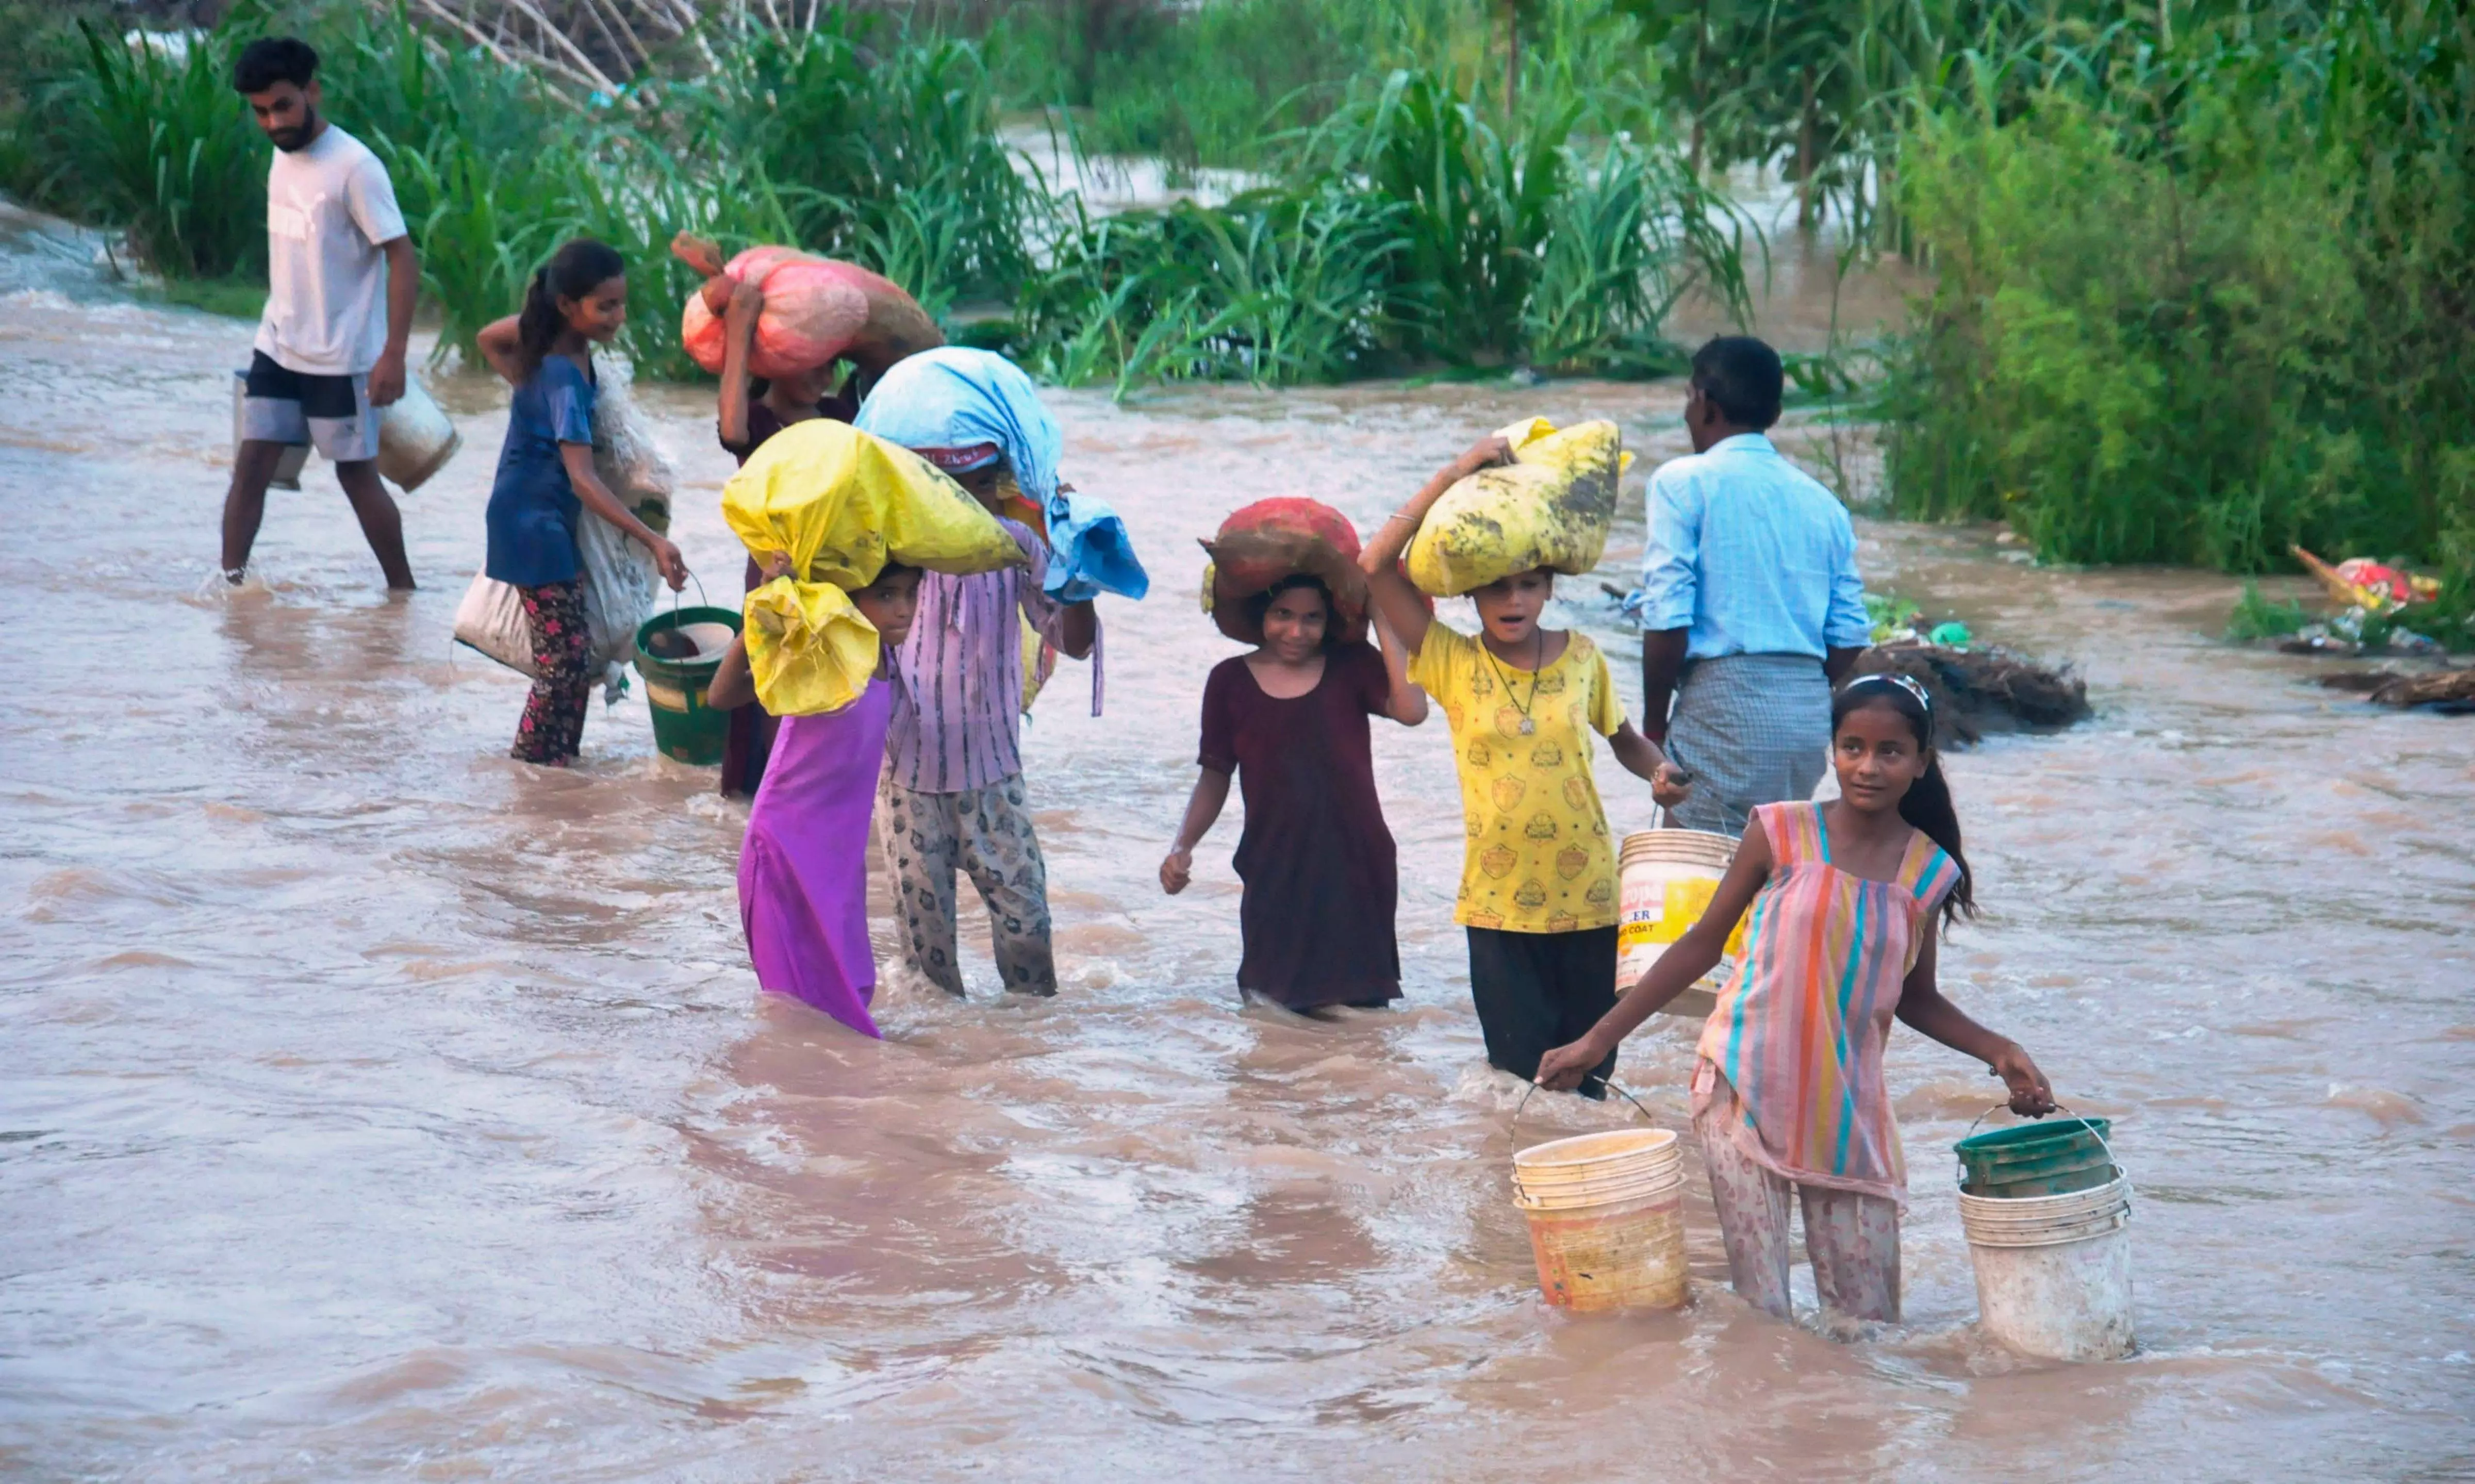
[
  {"xmin": 1512, "ymin": 1127, "xmax": 1688, "ymax": 1312},
  {"xmin": 1614, "ymin": 829, "xmax": 1740, "ymax": 1017},
  {"xmin": 1959, "ymin": 1175, "xmax": 2136, "ymax": 1361},
  {"xmin": 230, "ymin": 369, "xmax": 310, "ymax": 490},
  {"xmin": 376, "ymin": 376, "xmax": 461, "ymax": 492}
]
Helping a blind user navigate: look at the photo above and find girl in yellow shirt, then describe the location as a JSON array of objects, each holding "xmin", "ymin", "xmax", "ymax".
[{"xmin": 1362, "ymin": 435, "xmax": 1691, "ymax": 1097}]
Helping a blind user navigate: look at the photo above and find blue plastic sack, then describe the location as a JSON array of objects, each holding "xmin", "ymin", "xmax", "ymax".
[
  {"xmin": 855, "ymin": 348, "xmax": 1149, "ymax": 603},
  {"xmin": 1044, "ymin": 492, "xmax": 1148, "ymax": 603}
]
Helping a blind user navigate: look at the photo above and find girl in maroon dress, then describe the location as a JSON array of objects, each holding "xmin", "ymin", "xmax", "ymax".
[{"xmin": 1161, "ymin": 574, "xmax": 1428, "ymax": 1010}]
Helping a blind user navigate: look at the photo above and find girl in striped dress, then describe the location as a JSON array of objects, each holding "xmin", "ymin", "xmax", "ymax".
[{"xmin": 1537, "ymin": 673, "xmax": 2055, "ymax": 1324}]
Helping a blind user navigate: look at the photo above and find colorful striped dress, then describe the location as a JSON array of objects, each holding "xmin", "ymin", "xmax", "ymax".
[{"xmin": 1693, "ymin": 802, "xmax": 1962, "ymax": 1206}]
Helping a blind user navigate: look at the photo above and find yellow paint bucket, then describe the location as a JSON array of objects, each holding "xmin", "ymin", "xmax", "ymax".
[
  {"xmin": 1512, "ymin": 1124, "xmax": 1688, "ymax": 1312},
  {"xmin": 1614, "ymin": 829, "xmax": 1743, "ymax": 1017}
]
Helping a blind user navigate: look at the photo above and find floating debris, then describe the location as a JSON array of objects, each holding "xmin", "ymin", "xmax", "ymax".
[
  {"xmin": 1852, "ymin": 645, "xmax": 2091, "ymax": 744},
  {"xmin": 2318, "ymin": 666, "xmax": 2475, "ymax": 714}
]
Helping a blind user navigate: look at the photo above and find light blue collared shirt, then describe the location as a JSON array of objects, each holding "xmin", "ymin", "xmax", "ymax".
[{"xmin": 1636, "ymin": 433, "xmax": 1870, "ymax": 660}]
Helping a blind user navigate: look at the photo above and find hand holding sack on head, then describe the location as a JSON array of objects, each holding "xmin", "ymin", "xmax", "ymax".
[
  {"xmin": 855, "ymin": 348, "xmax": 1150, "ymax": 604},
  {"xmin": 1406, "ymin": 417, "xmax": 1629, "ymax": 597},
  {"xmin": 721, "ymin": 420, "xmax": 1024, "ymax": 716},
  {"xmin": 1199, "ymin": 498, "xmax": 1371, "ymax": 644},
  {"xmin": 679, "ymin": 245, "xmax": 939, "ymax": 381}
]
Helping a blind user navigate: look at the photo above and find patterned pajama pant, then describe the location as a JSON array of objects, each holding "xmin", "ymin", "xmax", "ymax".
[
  {"xmin": 1694, "ymin": 1077, "xmax": 1902, "ymax": 1324},
  {"xmin": 514, "ymin": 581, "xmax": 591, "ymax": 764},
  {"xmin": 875, "ymin": 773, "xmax": 1059, "ymax": 997}
]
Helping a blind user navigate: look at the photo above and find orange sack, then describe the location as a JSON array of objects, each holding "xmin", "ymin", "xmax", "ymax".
[
  {"xmin": 680, "ymin": 248, "xmax": 918, "ymax": 381},
  {"xmin": 1200, "ymin": 498, "xmax": 1372, "ymax": 646}
]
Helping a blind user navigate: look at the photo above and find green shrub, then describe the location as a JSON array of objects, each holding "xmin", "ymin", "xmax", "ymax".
[
  {"xmin": 1882, "ymin": 1, "xmax": 2473, "ymax": 590},
  {"xmin": 30, "ymin": 20, "xmax": 269, "ymax": 279},
  {"xmin": 2223, "ymin": 582, "xmax": 2309, "ymax": 642}
]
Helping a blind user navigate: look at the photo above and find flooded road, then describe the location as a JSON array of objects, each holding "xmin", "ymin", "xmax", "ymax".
[{"xmin": 3, "ymin": 265, "xmax": 2471, "ymax": 1481}]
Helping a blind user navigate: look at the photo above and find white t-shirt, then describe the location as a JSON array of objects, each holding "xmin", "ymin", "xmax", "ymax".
[{"xmin": 254, "ymin": 124, "xmax": 407, "ymax": 376}]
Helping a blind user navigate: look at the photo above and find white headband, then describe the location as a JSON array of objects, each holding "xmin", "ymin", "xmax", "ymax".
[{"xmin": 1845, "ymin": 671, "xmax": 1932, "ymax": 711}]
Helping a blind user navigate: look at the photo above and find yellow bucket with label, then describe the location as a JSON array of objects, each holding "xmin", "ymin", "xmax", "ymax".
[{"xmin": 1614, "ymin": 829, "xmax": 1742, "ymax": 1017}]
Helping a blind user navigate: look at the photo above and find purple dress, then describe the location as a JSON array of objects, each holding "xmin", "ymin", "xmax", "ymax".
[{"xmin": 737, "ymin": 675, "xmax": 893, "ymax": 1037}]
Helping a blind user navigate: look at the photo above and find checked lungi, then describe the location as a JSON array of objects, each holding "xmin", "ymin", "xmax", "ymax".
[{"xmin": 1662, "ymin": 653, "xmax": 1832, "ymax": 837}]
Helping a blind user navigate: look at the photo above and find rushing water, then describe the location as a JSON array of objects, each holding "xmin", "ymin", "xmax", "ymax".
[{"xmin": 3, "ymin": 248, "xmax": 2472, "ymax": 1480}]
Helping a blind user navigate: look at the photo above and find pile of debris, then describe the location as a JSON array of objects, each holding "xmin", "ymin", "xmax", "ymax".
[
  {"xmin": 1852, "ymin": 645, "xmax": 2091, "ymax": 745},
  {"xmin": 2318, "ymin": 667, "xmax": 2475, "ymax": 715}
]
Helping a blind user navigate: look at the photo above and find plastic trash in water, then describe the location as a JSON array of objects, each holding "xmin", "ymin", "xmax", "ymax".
[{"xmin": 1928, "ymin": 620, "xmax": 1973, "ymax": 649}]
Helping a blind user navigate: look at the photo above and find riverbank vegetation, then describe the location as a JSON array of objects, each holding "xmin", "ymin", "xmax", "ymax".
[{"xmin": 1, "ymin": 0, "xmax": 2466, "ymax": 614}]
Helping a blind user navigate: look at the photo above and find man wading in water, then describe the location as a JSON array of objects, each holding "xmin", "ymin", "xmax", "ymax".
[
  {"xmin": 1636, "ymin": 337, "xmax": 1871, "ymax": 835},
  {"xmin": 221, "ymin": 36, "xmax": 419, "ymax": 589}
]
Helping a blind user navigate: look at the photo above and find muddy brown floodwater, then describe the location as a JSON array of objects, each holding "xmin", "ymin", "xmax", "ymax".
[{"xmin": 3, "ymin": 241, "xmax": 2472, "ymax": 1481}]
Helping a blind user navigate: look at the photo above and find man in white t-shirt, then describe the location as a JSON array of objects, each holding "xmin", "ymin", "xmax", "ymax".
[{"xmin": 223, "ymin": 36, "xmax": 420, "ymax": 589}]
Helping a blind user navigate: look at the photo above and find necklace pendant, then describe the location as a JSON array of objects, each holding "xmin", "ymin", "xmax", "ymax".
[{"xmin": 1519, "ymin": 717, "xmax": 1535, "ymax": 735}]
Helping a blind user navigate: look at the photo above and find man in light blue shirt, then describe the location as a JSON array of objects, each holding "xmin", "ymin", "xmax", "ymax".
[{"xmin": 1636, "ymin": 337, "xmax": 1871, "ymax": 835}]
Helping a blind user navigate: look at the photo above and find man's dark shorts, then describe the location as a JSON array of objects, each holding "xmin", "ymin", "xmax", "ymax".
[{"xmin": 240, "ymin": 350, "xmax": 380, "ymax": 463}]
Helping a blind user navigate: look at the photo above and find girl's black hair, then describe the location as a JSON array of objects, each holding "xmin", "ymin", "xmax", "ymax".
[
  {"xmin": 1832, "ymin": 675, "xmax": 1975, "ymax": 930},
  {"xmin": 516, "ymin": 238, "xmax": 625, "ymax": 378},
  {"xmin": 1243, "ymin": 572, "xmax": 1336, "ymax": 649}
]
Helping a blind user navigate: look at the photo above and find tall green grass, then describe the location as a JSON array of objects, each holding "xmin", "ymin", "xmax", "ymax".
[
  {"xmin": 19, "ymin": 21, "xmax": 270, "ymax": 279},
  {"xmin": 1878, "ymin": 0, "xmax": 2472, "ymax": 598}
]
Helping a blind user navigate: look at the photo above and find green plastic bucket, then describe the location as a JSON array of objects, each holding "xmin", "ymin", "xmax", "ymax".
[
  {"xmin": 633, "ymin": 604, "xmax": 740, "ymax": 766},
  {"xmin": 1955, "ymin": 1116, "xmax": 2115, "ymax": 1199}
]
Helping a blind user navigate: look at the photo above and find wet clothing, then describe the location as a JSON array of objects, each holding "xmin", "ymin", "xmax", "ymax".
[
  {"xmin": 484, "ymin": 356, "xmax": 594, "ymax": 588},
  {"xmin": 1197, "ymin": 645, "xmax": 1401, "ymax": 1010},
  {"xmin": 1695, "ymin": 802, "xmax": 1961, "ymax": 1205},
  {"xmin": 239, "ymin": 350, "xmax": 378, "ymax": 463},
  {"xmin": 512, "ymin": 581, "xmax": 590, "ymax": 764},
  {"xmin": 1636, "ymin": 432, "xmax": 1869, "ymax": 661},
  {"xmin": 1407, "ymin": 624, "xmax": 1626, "ymax": 933},
  {"xmin": 1696, "ymin": 1068, "xmax": 1902, "ymax": 1322},
  {"xmin": 739, "ymin": 676, "xmax": 895, "ymax": 1037},
  {"xmin": 1466, "ymin": 925, "xmax": 1618, "ymax": 1096},
  {"xmin": 875, "ymin": 773, "xmax": 1057, "ymax": 997},
  {"xmin": 717, "ymin": 399, "xmax": 842, "ymax": 799},
  {"xmin": 1662, "ymin": 654, "xmax": 1833, "ymax": 836},
  {"xmin": 256, "ymin": 124, "xmax": 405, "ymax": 377},
  {"xmin": 883, "ymin": 519, "xmax": 1081, "ymax": 795}
]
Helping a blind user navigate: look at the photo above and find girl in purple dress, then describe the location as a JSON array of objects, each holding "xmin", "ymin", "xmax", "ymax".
[
  {"xmin": 1161, "ymin": 574, "xmax": 1428, "ymax": 1011},
  {"xmin": 707, "ymin": 559, "xmax": 922, "ymax": 1037}
]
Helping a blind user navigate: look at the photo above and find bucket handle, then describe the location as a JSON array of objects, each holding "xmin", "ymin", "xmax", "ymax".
[
  {"xmin": 669, "ymin": 569, "xmax": 710, "ymax": 624},
  {"xmin": 1960, "ymin": 1101, "xmax": 2130, "ymax": 1201},
  {"xmin": 1510, "ymin": 1075, "xmax": 1663, "ymax": 1202}
]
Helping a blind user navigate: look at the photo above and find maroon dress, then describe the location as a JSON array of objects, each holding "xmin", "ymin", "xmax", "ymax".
[
  {"xmin": 717, "ymin": 395, "xmax": 855, "ymax": 798},
  {"xmin": 1197, "ymin": 642, "xmax": 1401, "ymax": 1009}
]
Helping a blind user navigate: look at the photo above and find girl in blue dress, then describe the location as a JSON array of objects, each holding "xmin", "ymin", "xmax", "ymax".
[{"xmin": 475, "ymin": 240, "xmax": 687, "ymax": 764}]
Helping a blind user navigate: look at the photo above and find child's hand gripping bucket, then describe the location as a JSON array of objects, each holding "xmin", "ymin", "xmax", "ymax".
[
  {"xmin": 1955, "ymin": 1106, "xmax": 2136, "ymax": 1361},
  {"xmin": 1509, "ymin": 1082, "xmax": 1689, "ymax": 1313},
  {"xmin": 633, "ymin": 575, "xmax": 739, "ymax": 766}
]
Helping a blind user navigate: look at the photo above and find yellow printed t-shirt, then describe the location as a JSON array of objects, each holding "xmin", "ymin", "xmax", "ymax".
[{"xmin": 1408, "ymin": 623, "xmax": 1626, "ymax": 933}]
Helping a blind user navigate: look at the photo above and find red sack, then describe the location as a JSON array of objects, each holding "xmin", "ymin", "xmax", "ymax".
[
  {"xmin": 1201, "ymin": 498, "xmax": 1372, "ymax": 645},
  {"xmin": 680, "ymin": 249, "xmax": 914, "ymax": 380}
]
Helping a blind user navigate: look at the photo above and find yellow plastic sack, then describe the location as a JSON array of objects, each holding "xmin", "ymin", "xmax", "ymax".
[
  {"xmin": 1406, "ymin": 417, "xmax": 1629, "ymax": 597},
  {"xmin": 722, "ymin": 420, "xmax": 1024, "ymax": 715},
  {"xmin": 742, "ymin": 578, "xmax": 885, "ymax": 718},
  {"xmin": 1018, "ymin": 614, "xmax": 1051, "ymax": 714}
]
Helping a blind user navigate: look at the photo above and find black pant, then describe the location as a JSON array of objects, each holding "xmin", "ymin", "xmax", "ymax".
[{"xmin": 1466, "ymin": 925, "xmax": 1620, "ymax": 1099}]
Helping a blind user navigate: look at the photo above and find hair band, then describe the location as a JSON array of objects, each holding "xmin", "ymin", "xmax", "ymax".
[{"xmin": 1845, "ymin": 672, "xmax": 1931, "ymax": 711}]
